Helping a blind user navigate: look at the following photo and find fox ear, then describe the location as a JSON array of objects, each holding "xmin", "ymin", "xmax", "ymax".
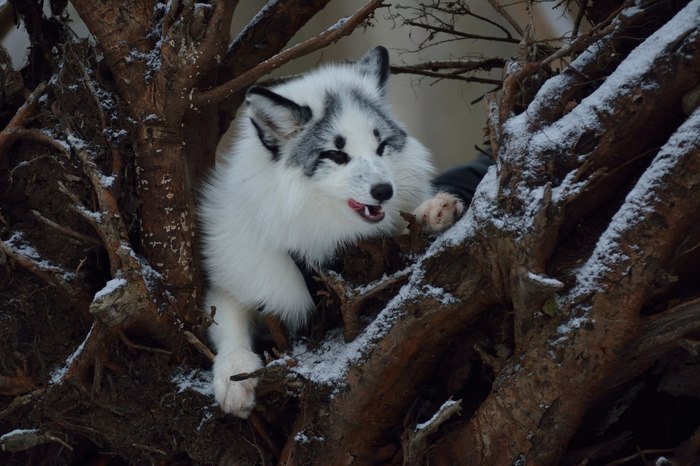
[
  {"xmin": 246, "ymin": 86, "xmax": 312, "ymax": 155},
  {"xmin": 356, "ymin": 46, "xmax": 390, "ymax": 93}
]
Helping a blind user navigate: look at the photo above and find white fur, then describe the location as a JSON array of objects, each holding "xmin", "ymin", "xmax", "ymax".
[{"xmin": 200, "ymin": 48, "xmax": 462, "ymax": 417}]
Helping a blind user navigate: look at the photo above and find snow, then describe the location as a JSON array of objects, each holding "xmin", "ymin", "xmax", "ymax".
[
  {"xmin": 556, "ymin": 316, "xmax": 589, "ymax": 336},
  {"xmin": 74, "ymin": 205, "xmax": 102, "ymax": 223},
  {"xmin": 279, "ymin": 222, "xmax": 466, "ymax": 389},
  {"xmin": 171, "ymin": 368, "xmax": 214, "ymax": 397},
  {"xmin": 100, "ymin": 174, "xmax": 115, "ymax": 188},
  {"xmin": 5, "ymin": 232, "xmax": 72, "ymax": 279},
  {"xmin": 0, "ymin": 428, "xmax": 39, "ymax": 440},
  {"xmin": 551, "ymin": 108, "xmax": 700, "ymax": 346},
  {"xmin": 501, "ymin": 0, "xmax": 700, "ymax": 214},
  {"xmin": 421, "ymin": 284, "xmax": 459, "ymax": 305},
  {"xmin": 283, "ymin": 316, "xmax": 399, "ymax": 389},
  {"xmin": 65, "ymin": 134, "xmax": 86, "ymax": 150},
  {"xmin": 293, "ymin": 431, "xmax": 325, "ymax": 443},
  {"xmin": 126, "ymin": 45, "xmax": 162, "ymax": 80},
  {"xmin": 415, "ymin": 399, "xmax": 460, "ymax": 431},
  {"xmin": 327, "ymin": 16, "xmax": 349, "ymax": 32},
  {"xmin": 571, "ymin": 107, "xmax": 700, "ymax": 299},
  {"xmin": 6, "ymin": 232, "xmax": 43, "ymax": 263},
  {"xmin": 527, "ymin": 272, "xmax": 564, "ymax": 289},
  {"xmin": 133, "ymin": 250, "xmax": 164, "ymax": 294},
  {"xmin": 93, "ymin": 276, "xmax": 126, "ymax": 301},
  {"xmin": 352, "ymin": 267, "xmax": 411, "ymax": 297},
  {"xmin": 170, "ymin": 368, "xmax": 216, "ymax": 430},
  {"xmin": 49, "ymin": 324, "xmax": 94, "ymax": 384}
]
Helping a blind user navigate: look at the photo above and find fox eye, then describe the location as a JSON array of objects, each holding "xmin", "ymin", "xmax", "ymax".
[{"xmin": 319, "ymin": 150, "xmax": 350, "ymax": 165}]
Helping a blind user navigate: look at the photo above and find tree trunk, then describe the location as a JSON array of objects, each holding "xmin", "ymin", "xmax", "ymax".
[{"xmin": 1, "ymin": 1, "xmax": 699, "ymax": 464}]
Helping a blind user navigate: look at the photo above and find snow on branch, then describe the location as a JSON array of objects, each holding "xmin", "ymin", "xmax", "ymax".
[
  {"xmin": 279, "ymin": 241, "xmax": 462, "ymax": 390},
  {"xmin": 0, "ymin": 428, "xmax": 72, "ymax": 453},
  {"xmin": 503, "ymin": 0, "xmax": 700, "ymax": 180},
  {"xmin": 571, "ymin": 108, "xmax": 700, "ymax": 300},
  {"xmin": 0, "ymin": 231, "xmax": 88, "ymax": 307},
  {"xmin": 402, "ymin": 398, "xmax": 462, "ymax": 465}
]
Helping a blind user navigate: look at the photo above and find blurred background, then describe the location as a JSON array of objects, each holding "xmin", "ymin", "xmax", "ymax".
[{"xmin": 1, "ymin": 1, "xmax": 578, "ymax": 170}]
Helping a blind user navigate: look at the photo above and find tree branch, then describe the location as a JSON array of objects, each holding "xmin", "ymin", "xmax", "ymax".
[
  {"xmin": 428, "ymin": 2, "xmax": 700, "ymax": 462},
  {"xmin": 402, "ymin": 20, "xmax": 520, "ymax": 44},
  {"xmin": 222, "ymin": 0, "xmax": 331, "ymax": 80},
  {"xmin": 607, "ymin": 298, "xmax": 700, "ymax": 390},
  {"xmin": 487, "ymin": 0, "xmax": 524, "ymax": 37},
  {"xmin": 193, "ymin": 0, "xmax": 385, "ymax": 106},
  {"xmin": 281, "ymin": 240, "xmax": 491, "ymax": 463},
  {"xmin": 390, "ymin": 64, "xmax": 503, "ymax": 85},
  {"xmin": 0, "ymin": 82, "xmax": 45, "ymax": 157}
]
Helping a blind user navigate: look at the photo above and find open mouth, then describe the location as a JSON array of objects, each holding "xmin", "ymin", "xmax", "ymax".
[{"xmin": 348, "ymin": 199, "xmax": 385, "ymax": 223}]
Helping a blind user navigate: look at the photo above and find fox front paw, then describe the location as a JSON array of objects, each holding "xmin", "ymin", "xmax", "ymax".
[
  {"xmin": 413, "ymin": 192, "xmax": 464, "ymax": 233},
  {"xmin": 212, "ymin": 349, "xmax": 263, "ymax": 418}
]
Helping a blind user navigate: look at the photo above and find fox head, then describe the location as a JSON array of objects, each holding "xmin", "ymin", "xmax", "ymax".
[{"xmin": 244, "ymin": 46, "xmax": 432, "ymax": 231}]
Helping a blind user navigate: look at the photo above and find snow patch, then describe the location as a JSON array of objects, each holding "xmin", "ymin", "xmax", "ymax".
[
  {"xmin": 353, "ymin": 267, "xmax": 411, "ymax": 297},
  {"xmin": 527, "ymin": 272, "xmax": 564, "ymax": 289},
  {"xmin": 93, "ymin": 276, "xmax": 126, "ymax": 301},
  {"xmin": 171, "ymin": 367, "xmax": 215, "ymax": 398},
  {"xmin": 415, "ymin": 399, "xmax": 460, "ymax": 431},
  {"xmin": 74, "ymin": 205, "xmax": 103, "ymax": 223},
  {"xmin": 99, "ymin": 174, "xmax": 115, "ymax": 188},
  {"xmin": 572, "ymin": 108, "xmax": 700, "ymax": 298},
  {"xmin": 0, "ymin": 429, "xmax": 39, "ymax": 451},
  {"xmin": 5, "ymin": 232, "xmax": 72, "ymax": 279},
  {"xmin": 280, "ymin": 222, "xmax": 466, "ymax": 388},
  {"xmin": 49, "ymin": 325, "xmax": 94, "ymax": 384},
  {"xmin": 327, "ymin": 16, "xmax": 349, "ymax": 32},
  {"xmin": 501, "ymin": 0, "xmax": 700, "ymax": 210},
  {"xmin": 293, "ymin": 431, "xmax": 325, "ymax": 443},
  {"xmin": 0, "ymin": 428, "xmax": 40, "ymax": 440},
  {"xmin": 556, "ymin": 316, "xmax": 590, "ymax": 335}
]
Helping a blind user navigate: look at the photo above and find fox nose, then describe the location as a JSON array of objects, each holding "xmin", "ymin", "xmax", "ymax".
[{"xmin": 371, "ymin": 183, "xmax": 393, "ymax": 203}]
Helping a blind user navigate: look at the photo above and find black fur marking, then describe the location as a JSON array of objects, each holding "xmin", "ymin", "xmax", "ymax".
[
  {"xmin": 357, "ymin": 46, "xmax": 390, "ymax": 91},
  {"xmin": 350, "ymin": 89, "xmax": 407, "ymax": 154},
  {"xmin": 319, "ymin": 150, "xmax": 350, "ymax": 165},
  {"xmin": 250, "ymin": 118, "xmax": 280, "ymax": 160},
  {"xmin": 247, "ymin": 86, "xmax": 312, "ymax": 126},
  {"xmin": 374, "ymin": 46, "xmax": 390, "ymax": 90},
  {"xmin": 334, "ymin": 135, "xmax": 346, "ymax": 150},
  {"xmin": 376, "ymin": 140, "xmax": 387, "ymax": 156}
]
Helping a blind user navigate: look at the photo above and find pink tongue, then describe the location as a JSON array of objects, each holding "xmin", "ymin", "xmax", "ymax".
[{"xmin": 348, "ymin": 199, "xmax": 365, "ymax": 211}]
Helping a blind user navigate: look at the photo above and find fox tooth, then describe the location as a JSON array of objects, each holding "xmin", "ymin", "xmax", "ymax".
[{"xmin": 364, "ymin": 206, "xmax": 370, "ymax": 217}]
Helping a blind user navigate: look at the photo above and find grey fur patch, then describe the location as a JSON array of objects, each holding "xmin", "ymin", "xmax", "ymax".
[
  {"xmin": 287, "ymin": 91, "xmax": 343, "ymax": 176},
  {"xmin": 286, "ymin": 88, "xmax": 407, "ymax": 177},
  {"xmin": 350, "ymin": 89, "xmax": 406, "ymax": 153}
]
